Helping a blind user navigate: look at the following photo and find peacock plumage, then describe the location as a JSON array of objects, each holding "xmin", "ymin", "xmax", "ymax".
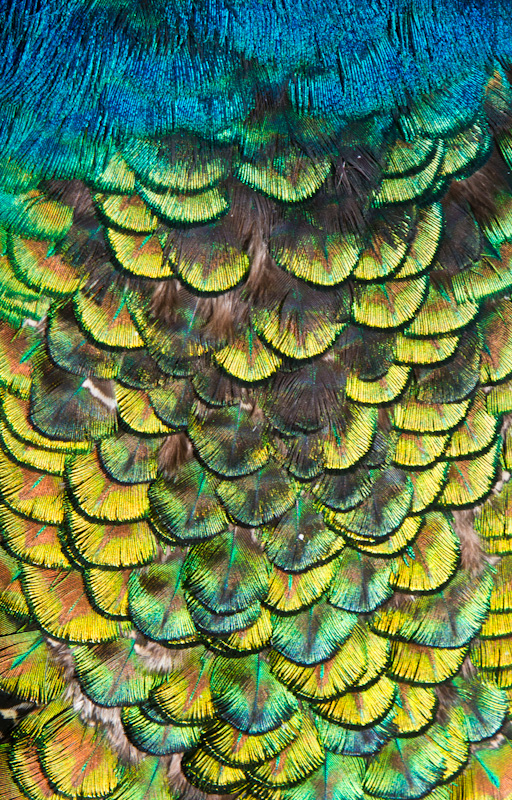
[{"xmin": 2, "ymin": 1, "xmax": 512, "ymax": 798}]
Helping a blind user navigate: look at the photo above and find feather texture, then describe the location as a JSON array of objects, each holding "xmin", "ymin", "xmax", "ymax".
[{"xmin": 1, "ymin": 3, "xmax": 512, "ymax": 800}]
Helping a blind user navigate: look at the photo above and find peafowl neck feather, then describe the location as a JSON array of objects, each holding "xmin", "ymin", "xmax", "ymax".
[{"xmin": 1, "ymin": 2, "xmax": 512, "ymax": 800}]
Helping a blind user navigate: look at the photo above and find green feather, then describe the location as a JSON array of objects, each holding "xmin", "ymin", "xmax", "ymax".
[
  {"xmin": 106, "ymin": 228, "xmax": 172, "ymax": 279},
  {"xmin": 188, "ymin": 402, "xmax": 271, "ymax": 478},
  {"xmin": 149, "ymin": 460, "xmax": 228, "ymax": 542},
  {"xmin": 353, "ymin": 207, "xmax": 414, "ymax": 281},
  {"xmin": 438, "ymin": 440, "xmax": 500, "ymax": 507},
  {"xmin": 98, "ymin": 431, "xmax": 161, "ymax": 484},
  {"xmin": 168, "ymin": 221, "xmax": 250, "ymax": 294},
  {"xmin": 149, "ymin": 377, "xmax": 195, "ymax": 429},
  {"xmin": 22, "ymin": 563, "xmax": 126, "ymax": 642},
  {"xmin": 96, "ymin": 192, "xmax": 158, "ymax": 232},
  {"xmin": 121, "ymin": 704, "xmax": 201, "ymax": 755},
  {"xmin": 150, "ymin": 646, "xmax": 215, "ymax": 725},
  {"xmin": 138, "ymin": 184, "xmax": 229, "ymax": 225},
  {"xmin": 0, "ymin": 547, "xmax": 30, "ymax": 618},
  {"xmin": 128, "ymin": 288, "xmax": 206, "ymax": 376},
  {"xmin": 270, "ymin": 213, "xmax": 361, "ymax": 286},
  {"xmin": 352, "ymin": 276, "xmax": 428, "ymax": 329},
  {"xmin": 389, "ymin": 511, "xmax": 459, "ymax": 594},
  {"xmin": 404, "ymin": 281, "xmax": 479, "ymax": 337},
  {"xmin": 252, "ymin": 284, "xmax": 345, "ymax": 360},
  {"xmin": 10, "ymin": 234, "xmax": 81, "ymax": 298},
  {"xmin": 72, "ymin": 638, "xmax": 163, "ymax": 706},
  {"xmin": 0, "ymin": 448, "xmax": 65, "ymax": 525},
  {"xmin": 84, "ymin": 567, "xmax": 131, "ymax": 620},
  {"xmin": 271, "ymin": 599, "xmax": 357, "ymax": 666},
  {"xmin": 441, "ymin": 118, "xmax": 493, "ymax": 179},
  {"xmin": 266, "ymin": 560, "xmax": 339, "ymax": 615},
  {"xmin": 392, "ymin": 683, "xmax": 437, "ymax": 735},
  {"xmin": 47, "ymin": 302, "xmax": 120, "ymax": 380},
  {"xmin": 214, "ymin": 325, "xmax": 282, "ymax": 383},
  {"xmin": 373, "ymin": 143, "xmax": 444, "ymax": 205},
  {"xmin": 184, "ymin": 527, "xmax": 270, "ymax": 615},
  {"xmin": 444, "ymin": 391, "xmax": 498, "ymax": 459},
  {"xmin": 372, "ymin": 566, "xmax": 493, "ymax": 648},
  {"xmin": 216, "ymin": 463, "xmax": 297, "ymax": 527},
  {"xmin": 384, "ymin": 135, "xmax": 437, "ymax": 175},
  {"xmin": 122, "ymin": 135, "xmax": 228, "ymax": 192},
  {"xmin": 248, "ymin": 712, "xmax": 325, "ymax": 789},
  {"xmin": 187, "ymin": 592, "xmax": 262, "ymax": 636},
  {"xmin": 328, "ymin": 548, "xmax": 393, "ymax": 613},
  {"xmin": 67, "ymin": 449, "xmax": 150, "ymax": 523},
  {"xmin": 0, "ymin": 254, "xmax": 49, "ymax": 327},
  {"xmin": 211, "ymin": 653, "xmax": 298, "ymax": 734},
  {"xmin": 325, "ymin": 468, "xmax": 413, "ymax": 542},
  {"xmin": 268, "ymin": 624, "xmax": 387, "ymax": 702},
  {"xmin": 116, "ymin": 385, "xmax": 174, "ymax": 436},
  {"xmin": 114, "ymin": 756, "xmax": 175, "ymax": 800},
  {"xmin": 365, "ymin": 708, "xmax": 469, "ymax": 799},
  {"xmin": 480, "ymin": 299, "xmax": 512, "ymax": 384},
  {"xmin": 182, "ymin": 747, "xmax": 246, "ymax": 794},
  {"xmin": 0, "ymin": 630, "xmax": 66, "ymax": 703},
  {"xmin": 31, "ymin": 360, "xmax": 117, "ymax": 442},
  {"xmin": 128, "ymin": 555, "xmax": 197, "ymax": 644},
  {"xmin": 90, "ymin": 151, "xmax": 136, "ymax": 193},
  {"xmin": 0, "ymin": 321, "xmax": 34, "ymax": 399},
  {"xmin": 263, "ymin": 494, "xmax": 343, "ymax": 573},
  {"xmin": 73, "ymin": 285, "xmax": 145, "ymax": 351},
  {"xmin": 236, "ymin": 148, "xmax": 330, "ymax": 203},
  {"xmin": 451, "ymin": 676, "xmax": 508, "ymax": 743},
  {"xmin": 1, "ymin": 193, "xmax": 72, "ymax": 241},
  {"xmin": 315, "ymin": 674, "xmax": 397, "ymax": 728},
  {"xmin": 414, "ymin": 327, "xmax": 481, "ymax": 404},
  {"xmin": 312, "ymin": 468, "xmax": 377, "ymax": 513},
  {"xmin": 314, "ymin": 715, "xmax": 393, "ymax": 757},
  {"xmin": 0, "ymin": 421, "xmax": 67, "ymax": 475},
  {"xmin": 201, "ymin": 714, "xmax": 302, "ymax": 768}
]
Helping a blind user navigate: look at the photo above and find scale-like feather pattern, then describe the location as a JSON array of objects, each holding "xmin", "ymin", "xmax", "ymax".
[{"xmin": 1, "ymin": 3, "xmax": 512, "ymax": 800}]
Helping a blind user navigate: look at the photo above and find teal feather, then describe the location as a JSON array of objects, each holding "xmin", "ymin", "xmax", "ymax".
[{"xmin": 210, "ymin": 654, "xmax": 299, "ymax": 734}]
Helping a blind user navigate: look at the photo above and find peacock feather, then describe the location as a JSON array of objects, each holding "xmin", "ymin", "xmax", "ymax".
[{"xmin": 1, "ymin": 1, "xmax": 512, "ymax": 799}]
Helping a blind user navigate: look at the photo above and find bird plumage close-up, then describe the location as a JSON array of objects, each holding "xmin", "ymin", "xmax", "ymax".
[{"xmin": 3, "ymin": 0, "xmax": 512, "ymax": 798}]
